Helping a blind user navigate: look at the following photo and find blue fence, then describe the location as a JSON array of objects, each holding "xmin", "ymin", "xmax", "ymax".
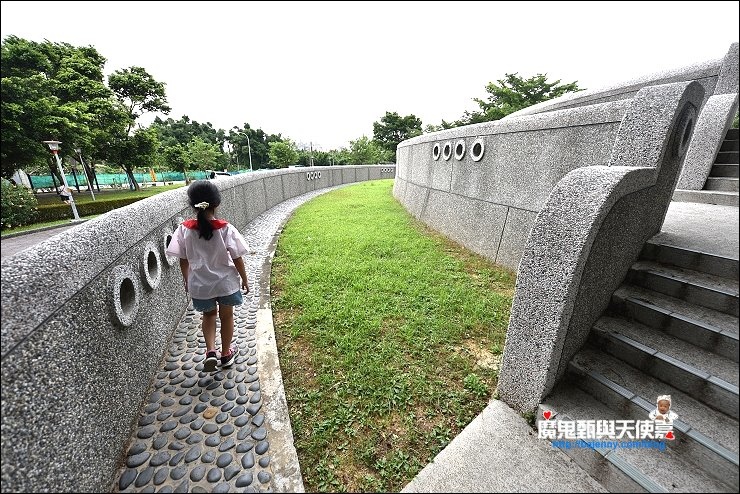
[{"xmin": 27, "ymin": 170, "xmax": 249, "ymax": 190}]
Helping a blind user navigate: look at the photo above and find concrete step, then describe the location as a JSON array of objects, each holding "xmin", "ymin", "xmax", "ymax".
[
  {"xmin": 715, "ymin": 151, "xmax": 739, "ymax": 165},
  {"xmin": 720, "ymin": 139, "xmax": 738, "ymax": 152},
  {"xmin": 705, "ymin": 177, "xmax": 739, "ymax": 192},
  {"xmin": 590, "ymin": 317, "xmax": 739, "ymax": 416},
  {"xmin": 569, "ymin": 347, "xmax": 740, "ymax": 490},
  {"xmin": 727, "ymin": 128, "xmax": 739, "ymax": 141},
  {"xmin": 627, "ymin": 260, "xmax": 739, "ymax": 316},
  {"xmin": 710, "ymin": 164, "xmax": 739, "ymax": 178},
  {"xmin": 640, "ymin": 241, "xmax": 739, "ymax": 281},
  {"xmin": 672, "ymin": 189, "xmax": 739, "ymax": 207},
  {"xmin": 541, "ymin": 379, "xmax": 736, "ymax": 492},
  {"xmin": 610, "ymin": 284, "xmax": 739, "ymax": 361}
]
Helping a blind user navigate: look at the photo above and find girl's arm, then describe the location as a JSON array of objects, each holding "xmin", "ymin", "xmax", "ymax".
[
  {"xmin": 179, "ymin": 258, "xmax": 190, "ymax": 293},
  {"xmin": 233, "ymin": 256, "xmax": 250, "ymax": 292}
]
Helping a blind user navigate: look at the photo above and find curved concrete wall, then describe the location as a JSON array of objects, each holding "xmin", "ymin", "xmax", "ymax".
[
  {"xmin": 0, "ymin": 165, "xmax": 394, "ymax": 492},
  {"xmin": 394, "ymin": 100, "xmax": 629, "ymax": 270}
]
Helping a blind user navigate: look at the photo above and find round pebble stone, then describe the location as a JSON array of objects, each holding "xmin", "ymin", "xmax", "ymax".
[
  {"xmin": 161, "ymin": 397, "xmax": 176, "ymax": 407},
  {"xmin": 194, "ymin": 403, "xmax": 208, "ymax": 413},
  {"xmin": 205, "ymin": 435, "xmax": 220, "ymax": 447},
  {"xmin": 237, "ymin": 396, "xmax": 249, "ymax": 405},
  {"xmin": 153, "ymin": 467, "xmax": 169, "ymax": 485},
  {"xmin": 191, "ymin": 487, "xmax": 208, "ymax": 494},
  {"xmin": 235, "ymin": 473, "xmax": 253, "ymax": 487},
  {"xmin": 235, "ymin": 415, "xmax": 250, "ymax": 427},
  {"xmin": 258, "ymin": 471, "xmax": 272, "ymax": 484},
  {"xmin": 150, "ymin": 451, "xmax": 171, "ymax": 466},
  {"xmin": 248, "ymin": 382, "xmax": 260, "ymax": 391},
  {"xmin": 179, "ymin": 396, "xmax": 193, "ymax": 405},
  {"xmin": 202, "ymin": 423, "xmax": 219, "ymax": 434},
  {"xmin": 190, "ymin": 418, "xmax": 205, "ymax": 430},
  {"xmin": 174, "ymin": 479, "xmax": 189, "ymax": 492},
  {"xmin": 190, "ymin": 465, "xmax": 206, "ymax": 482},
  {"xmin": 169, "ymin": 441, "xmax": 185, "ymax": 451},
  {"xmin": 199, "ymin": 393, "xmax": 212, "ymax": 403},
  {"xmin": 160, "ymin": 420, "xmax": 177, "ymax": 433},
  {"xmin": 152, "ymin": 434, "xmax": 169, "ymax": 450},
  {"xmin": 135, "ymin": 466, "xmax": 154, "ymax": 487},
  {"xmin": 163, "ymin": 385, "xmax": 176, "ymax": 394},
  {"xmin": 184, "ymin": 445, "xmax": 202, "ymax": 463},
  {"xmin": 223, "ymin": 380, "xmax": 235, "ymax": 390},
  {"xmin": 212, "ymin": 388, "xmax": 226, "ymax": 397},
  {"xmin": 217, "ymin": 453, "xmax": 234, "ymax": 468},
  {"xmin": 139, "ymin": 414, "xmax": 156, "ymax": 426},
  {"xmin": 210, "ymin": 397, "xmax": 226, "ymax": 407},
  {"xmin": 180, "ymin": 413, "xmax": 198, "ymax": 424},
  {"xmin": 128, "ymin": 442, "xmax": 147, "ymax": 456},
  {"xmin": 237, "ymin": 384, "xmax": 247, "ymax": 396},
  {"xmin": 213, "ymin": 482, "xmax": 231, "ymax": 493},
  {"xmin": 169, "ymin": 451, "xmax": 185, "ymax": 466},
  {"xmin": 219, "ymin": 437, "xmax": 236, "ymax": 452},
  {"xmin": 225, "ymin": 389, "xmax": 237, "ymax": 401},
  {"xmin": 175, "ymin": 388, "xmax": 188, "ymax": 396},
  {"xmin": 216, "ymin": 412, "xmax": 229, "ymax": 424},
  {"xmin": 220, "ymin": 424, "xmax": 235, "ymax": 436},
  {"xmin": 137, "ymin": 426, "xmax": 157, "ymax": 439},
  {"xmin": 173, "ymin": 406, "xmax": 190, "ymax": 417},
  {"xmin": 186, "ymin": 433, "xmax": 203, "ymax": 444},
  {"xmin": 149, "ymin": 392, "xmax": 163, "ymax": 402},
  {"xmin": 141, "ymin": 485, "xmax": 156, "ymax": 493},
  {"xmin": 144, "ymin": 403, "xmax": 160, "ymax": 414},
  {"xmin": 236, "ymin": 441, "xmax": 254, "ymax": 454},
  {"xmin": 250, "ymin": 391, "xmax": 262, "ymax": 403},
  {"xmin": 252, "ymin": 415, "xmax": 265, "ymax": 427},
  {"xmin": 255, "ymin": 441, "xmax": 269, "ymax": 455},
  {"xmin": 207, "ymin": 467, "xmax": 222, "ymax": 483},
  {"xmin": 159, "ymin": 486, "xmax": 173, "ymax": 494},
  {"xmin": 241, "ymin": 452, "xmax": 255, "ymax": 468},
  {"xmin": 237, "ymin": 427, "xmax": 251, "ymax": 440},
  {"xmin": 259, "ymin": 456, "xmax": 271, "ymax": 467},
  {"xmin": 119, "ymin": 469, "xmax": 137, "ymax": 490},
  {"xmin": 207, "ymin": 381, "xmax": 221, "ymax": 391},
  {"xmin": 127, "ymin": 452, "xmax": 150, "ymax": 468},
  {"xmin": 157, "ymin": 411, "xmax": 172, "ymax": 421},
  {"xmin": 201, "ymin": 450, "xmax": 216, "ymax": 463},
  {"xmin": 224, "ymin": 464, "xmax": 241, "ymax": 481},
  {"xmin": 174, "ymin": 427, "xmax": 191, "ymax": 440},
  {"xmin": 221, "ymin": 402, "xmax": 235, "ymax": 413}
]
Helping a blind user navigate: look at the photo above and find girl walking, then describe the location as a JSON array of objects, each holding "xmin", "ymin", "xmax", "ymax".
[{"xmin": 166, "ymin": 180, "xmax": 250, "ymax": 372}]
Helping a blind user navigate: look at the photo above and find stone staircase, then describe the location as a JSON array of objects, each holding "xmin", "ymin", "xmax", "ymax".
[
  {"xmin": 541, "ymin": 239, "xmax": 739, "ymax": 492},
  {"xmin": 674, "ymin": 127, "xmax": 739, "ymax": 206}
]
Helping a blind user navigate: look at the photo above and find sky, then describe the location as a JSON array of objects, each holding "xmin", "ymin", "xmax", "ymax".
[{"xmin": 1, "ymin": 1, "xmax": 738, "ymax": 151}]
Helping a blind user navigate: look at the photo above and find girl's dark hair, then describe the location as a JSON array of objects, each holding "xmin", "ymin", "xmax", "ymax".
[{"xmin": 187, "ymin": 180, "xmax": 222, "ymax": 240}]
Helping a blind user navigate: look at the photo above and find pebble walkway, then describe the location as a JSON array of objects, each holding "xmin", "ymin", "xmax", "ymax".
[{"xmin": 114, "ymin": 186, "xmax": 347, "ymax": 493}]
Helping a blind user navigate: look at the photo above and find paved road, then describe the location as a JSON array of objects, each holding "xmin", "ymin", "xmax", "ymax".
[{"xmin": 1, "ymin": 222, "xmax": 85, "ymax": 261}]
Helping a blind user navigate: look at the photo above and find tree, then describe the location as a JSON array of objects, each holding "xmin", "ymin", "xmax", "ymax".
[
  {"xmin": 1, "ymin": 36, "xmax": 120, "ymax": 183},
  {"xmin": 108, "ymin": 66, "xmax": 171, "ymax": 190},
  {"xmin": 268, "ymin": 141, "xmax": 298, "ymax": 168},
  {"xmin": 162, "ymin": 144, "xmax": 190, "ymax": 183},
  {"xmin": 372, "ymin": 111, "xmax": 422, "ymax": 161},
  {"xmin": 347, "ymin": 136, "xmax": 392, "ymax": 165},
  {"xmin": 187, "ymin": 137, "xmax": 225, "ymax": 173},
  {"xmin": 461, "ymin": 73, "xmax": 582, "ymax": 124}
]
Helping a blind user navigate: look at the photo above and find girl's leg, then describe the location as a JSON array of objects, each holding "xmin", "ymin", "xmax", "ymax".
[
  {"xmin": 202, "ymin": 308, "xmax": 218, "ymax": 350},
  {"xmin": 218, "ymin": 303, "xmax": 235, "ymax": 355}
]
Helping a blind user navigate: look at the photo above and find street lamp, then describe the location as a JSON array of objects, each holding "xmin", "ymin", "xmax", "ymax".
[
  {"xmin": 245, "ymin": 135, "xmax": 253, "ymax": 172},
  {"xmin": 75, "ymin": 148, "xmax": 95, "ymax": 201},
  {"xmin": 43, "ymin": 140, "xmax": 81, "ymax": 221}
]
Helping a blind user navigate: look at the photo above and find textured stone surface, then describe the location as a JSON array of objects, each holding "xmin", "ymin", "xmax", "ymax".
[
  {"xmin": 0, "ymin": 166, "xmax": 393, "ymax": 493},
  {"xmin": 498, "ymin": 81, "xmax": 705, "ymax": 413}
]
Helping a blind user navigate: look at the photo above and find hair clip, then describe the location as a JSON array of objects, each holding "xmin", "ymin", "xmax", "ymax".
[{"xmin": 194, "ymin": 201, "xmax": 209, "ymax": 209}]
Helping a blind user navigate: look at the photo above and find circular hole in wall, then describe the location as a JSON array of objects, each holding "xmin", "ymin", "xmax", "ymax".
[
  {"xmin": 470, "ymin": 138, "xmax": 485, "ymax": 162},
  {"xmin": 454, "ymin": 140, "xmax": 466, "ymax": 160},
  {"xmin": 442, "ymin": 141, "xmax": 452, "ymax": 161},
  {"xmin": 432, "ymin": 143, "xmax": 441, "ymax": 160},
  {"xmin": 162, "ymin": 231, "xmax": 177, "ymax": 267},
  {"xmin": 142, "ymin": 241, "xmax": 162, "ymax": 290},
  {"xmin": 109, "ymin": 265, "xmax": 140, "ymax": 327}
]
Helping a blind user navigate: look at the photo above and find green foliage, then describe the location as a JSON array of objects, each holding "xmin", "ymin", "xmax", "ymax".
[
  {"xmin": 463, "ymin": 373, "xmax": 489, "ymax": 398},
  {"xmin": 372, "ymin": 111, "xmax": 422, "ymax": 161},
  {"xmin": 347, "ymin": 135, "xmax": 392, "ymax": 165},
  {"xmin": 268, "ymin": 140, "xmax": 299, "ymax": 168},
  {"xmin": 186, "ymin": 137, "xmax": 224, "ymax": 171},
  {"xmin": 463, "ymin": 73, "xmax": 582, "ymax": 124},
  {"xmin": 1, "ymin": 179, "xmax": 38, "ymax": 229},
  {"xmin": 732, "ymin": 111, "xmax": 739, "ymax": 129},
  {"xmin": 34, "ymin": 196, "xmax": 145, "ymax": 222},
  {"xmin": 108, "ymin": 66, "xmax": 170, "ymax": 126}
]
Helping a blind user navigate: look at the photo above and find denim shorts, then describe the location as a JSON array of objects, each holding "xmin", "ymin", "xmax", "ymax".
[{"xmin": 191, "ymin": 290, "xmax": 243, "ymax": 313}]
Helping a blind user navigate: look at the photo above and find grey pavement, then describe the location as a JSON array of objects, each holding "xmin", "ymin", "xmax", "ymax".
[
  {"xmin": 0, "ymin": 221, "xmax": 87, "ymax": 260},
  {"xmin": 1, "ymin": 195, "xmax": 736, "ymax": 492}
]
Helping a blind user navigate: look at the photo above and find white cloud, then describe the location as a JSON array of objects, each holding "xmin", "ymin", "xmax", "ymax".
[{"xmin": 2, "ymin": 0, "xmax": 738, "ymax": 150}]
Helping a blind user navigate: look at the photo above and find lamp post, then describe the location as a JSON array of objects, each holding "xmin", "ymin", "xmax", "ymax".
[
  {"xmin": 75, "ymin": 148, "xmax": 95, "ymax": 201},
  {"xmin": 43, "ymin": 140, "xmax": 81, "ymax": 221},
  {"xmin": 245, "ymin": 134, "xmax": 253, "ymax": 172}
]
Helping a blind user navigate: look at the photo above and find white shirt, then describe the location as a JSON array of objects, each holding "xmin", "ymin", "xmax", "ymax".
[{"xmin": 166, "ymin": 219, "xmax": 249, "ymax": 299}]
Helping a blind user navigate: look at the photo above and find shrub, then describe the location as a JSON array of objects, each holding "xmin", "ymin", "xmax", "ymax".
[
  {"xmin": 35, "ymin": 197, "xmax": 146, "ymax": 223},
  {"xmin": 1, "ymin": 179, "xmax": 39, "ymax": 230}
]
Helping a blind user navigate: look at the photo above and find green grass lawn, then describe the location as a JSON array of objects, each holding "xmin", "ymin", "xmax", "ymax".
[{"xmin": 271, "ymin": 179, "xmax": 516, "ymax": 492}]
